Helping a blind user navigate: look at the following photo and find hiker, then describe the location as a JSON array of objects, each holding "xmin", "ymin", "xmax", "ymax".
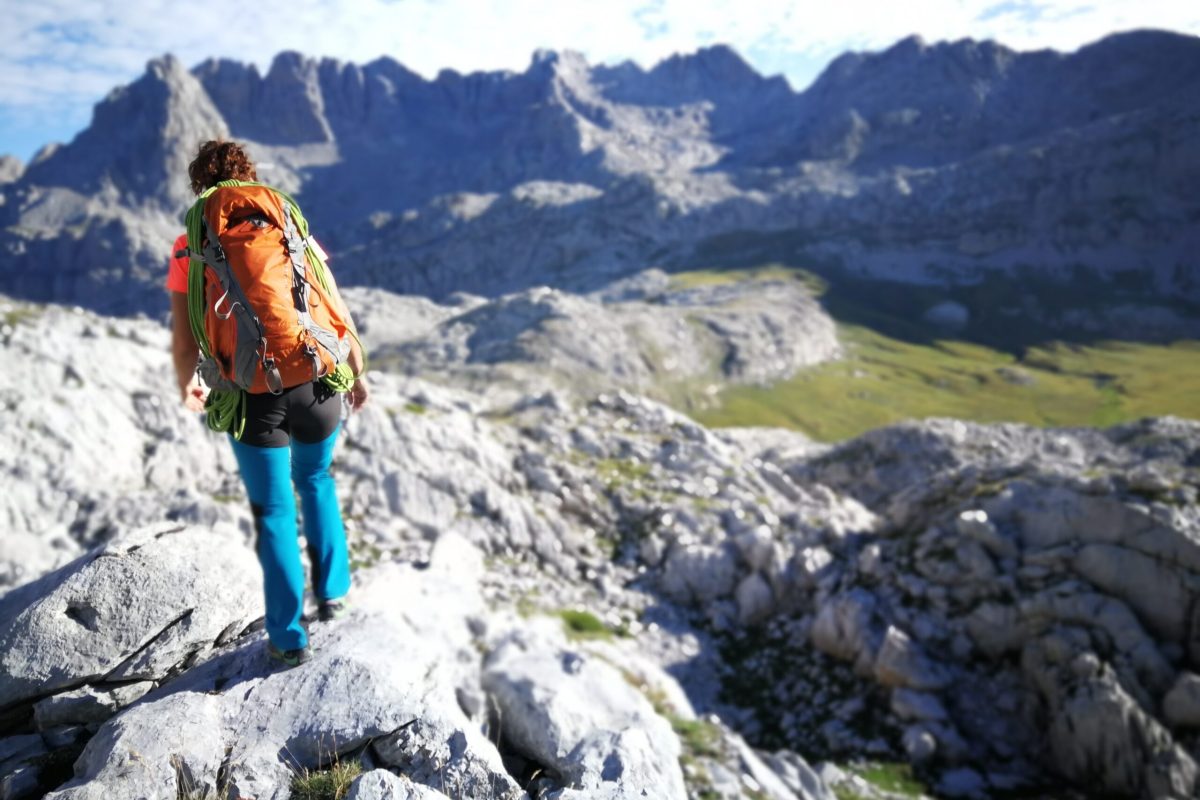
[{"xmin": 166, "ymin": 139, "xmax": 368, "ymax": 668}]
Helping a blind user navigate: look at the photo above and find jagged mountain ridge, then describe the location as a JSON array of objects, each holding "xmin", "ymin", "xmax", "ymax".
[{"xmin": 1, "ymin": 30, "xmax": 1198, "ymax": 318}]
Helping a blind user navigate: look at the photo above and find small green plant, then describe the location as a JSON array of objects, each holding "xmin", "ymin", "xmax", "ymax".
[
  {"xmin": 290, "ymin": 759, "xmax": 362, "ymax": 800},
  {"xmin": 595, "ymin": 458, "xmax": 652, "ymax": 490},
  {"xmin": 558, "ymin": 609, "xmax": 613, "ymax": 641},
  {"xmin": 834, "ymin": 761, "xmax": 927, "ymax": 798},
  {"xmin": 404, "ymin": 402, "xmax": 428, "ymax": 415},
  {"xmin": 347, "ymin": 538, "xmax": 385, "ymax": 571},
  {"xmin": 2, "ymin": 306, "xmax": 42, "ymax": 328},
  {"xmin": 669, "ymin": 716, "xmax": 722, "ymax": 759}
]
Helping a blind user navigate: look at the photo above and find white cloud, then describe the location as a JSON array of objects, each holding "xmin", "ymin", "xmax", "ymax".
[{"xmin": 0, "ymin": 0, "xmax": 1197, "ymax": 157}]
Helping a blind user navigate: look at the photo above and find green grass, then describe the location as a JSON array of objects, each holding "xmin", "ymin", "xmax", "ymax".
[
  {"xmin": 558, "ymin": 608, "xmax": 616, "ymax": 641},
  {"xmin": 692, "ymin": 325, "xmax": 1200, "ymax": 441},
  {"xmin": 595, "ymin": 458, "xmax": 652, "ymax": 490},
  {"xmin": 835, "ymin": 761, "xmax": 927, "ymax": 798},
  {"xmin": 670, "ymin": 716, "xmax": 723, "ymax": 759},
  {"xmin": 290, "ymin": 760, "xmax": 362, "ymax": 800},
  {"xmin": 2, "ymin": 306, "xmax": 42, "ymax": 328}
]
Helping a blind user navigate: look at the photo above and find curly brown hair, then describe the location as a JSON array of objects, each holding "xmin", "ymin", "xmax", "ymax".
[{"xmin": 188, "ymin": 140, "xmax": 257, "ymax": 195}]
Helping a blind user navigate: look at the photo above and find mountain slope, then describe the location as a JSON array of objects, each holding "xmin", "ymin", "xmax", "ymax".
[{"xmin": 0, "ymin": 31, "xmax": 1197, "ymax": 326}]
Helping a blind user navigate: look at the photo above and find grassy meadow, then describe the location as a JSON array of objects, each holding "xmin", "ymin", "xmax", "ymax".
[{"xmin": 664, "ymin": 267, "xmax": 1200, "ymax": 442}]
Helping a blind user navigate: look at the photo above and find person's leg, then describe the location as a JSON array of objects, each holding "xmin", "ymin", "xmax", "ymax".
[
  {"xmin": 289, "ymin": 382, "xmax": 351, "ymax": 603},
  {"xmin": 231, "ymin": 391, "xmax": 307, "ymax": 651}
]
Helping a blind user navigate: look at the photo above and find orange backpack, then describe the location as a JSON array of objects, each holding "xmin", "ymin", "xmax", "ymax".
[{"xmin": 182, "ymin": 182, "xmax": 355, "ymax": 397}]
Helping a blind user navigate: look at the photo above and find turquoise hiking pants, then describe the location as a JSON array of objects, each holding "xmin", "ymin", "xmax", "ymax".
[{"xmin": 229, "ymin": 425, "xmax": 351, "ymax": 650}]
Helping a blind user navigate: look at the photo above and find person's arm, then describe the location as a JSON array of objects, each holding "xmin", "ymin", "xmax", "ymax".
[
  {"xmin": 344, "ymin": 325, "xmax": 370, "ymax": 411},
  {"xmin": 321, "ymin": 262, "xmax": 370, "ymax": 410},
  {"xmin": 170, "ymin": 292, "xmax": 207, "ymax": 411},
  {"xmin": 346, "ymin": 334, "xmax": 364, "ymax": 377}
]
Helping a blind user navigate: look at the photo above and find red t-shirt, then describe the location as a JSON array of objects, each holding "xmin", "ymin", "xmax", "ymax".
[{"xmin": 165, "ymin": 233, "xmax": 188, "ymax": 294}]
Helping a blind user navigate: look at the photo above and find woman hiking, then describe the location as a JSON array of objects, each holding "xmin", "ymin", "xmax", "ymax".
[{"xmin": 166, "ymin": 139, "xmax": 369, "ymax": 668}]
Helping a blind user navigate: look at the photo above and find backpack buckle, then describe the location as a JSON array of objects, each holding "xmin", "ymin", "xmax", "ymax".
[{"xmin": 262, "ymin": 356, "xmax": 284, "ymax": 395}]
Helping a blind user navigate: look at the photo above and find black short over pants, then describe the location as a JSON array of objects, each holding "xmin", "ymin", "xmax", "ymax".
[{"xmin": 240, "ymin": 380, "xmax": 341, "ymax": 448}]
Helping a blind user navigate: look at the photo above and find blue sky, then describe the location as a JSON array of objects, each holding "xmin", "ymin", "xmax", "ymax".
[{"xmin": 1, "ymin": 0, "xmax": 1197, "ymax": 163}]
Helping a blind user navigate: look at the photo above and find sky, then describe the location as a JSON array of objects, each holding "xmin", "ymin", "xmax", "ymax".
[{"xmin": 1, "ymin": 0, "xmax": 1197, "ymax": 163}]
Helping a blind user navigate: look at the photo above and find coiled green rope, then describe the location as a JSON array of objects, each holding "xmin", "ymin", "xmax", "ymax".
[{"xmin": 184, "ymin": 180, "xmax": 366, "ymax": 439}]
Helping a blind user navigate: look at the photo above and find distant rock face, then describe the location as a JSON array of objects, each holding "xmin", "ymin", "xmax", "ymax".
[
  {"xmin": 353, "ymin": 272, "xmax": 840, "ymax": 397},
  {"xmin": 2, "ymin": 32, "xmax": 1198, "ymax": 322},
  {"xmin": 0, "ymin": 157, "xmax": 22, "ymax": 186},
  {"xmin": 22, "ymin": 55, "xmax": 227, "ymax": 208}
]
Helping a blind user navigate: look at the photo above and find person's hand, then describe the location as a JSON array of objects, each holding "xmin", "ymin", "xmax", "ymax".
[
  {"xmin": 181, "ymin": 375, "xmax": 209, "ymax": 413},
  {"xmin": 347, "ymin": 376, "xmax": 369, "ymax": 413}
]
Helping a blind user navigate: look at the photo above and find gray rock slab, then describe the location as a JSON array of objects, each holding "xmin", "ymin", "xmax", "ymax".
[
  {"xmin": 347, "ymin": 769, "xmax": 450, "ymax": 799},
  {"xmin": 1164, "ymin": 673, "xmax": 1200, "ymax": 728},
  {"xmin": 483, "ymin": 618, "xmax": 687, "ymax": 799},
  {"xmin": 0, "ymin": 736, "xmax": 44, "ymax": 769},
  {"xmin": 45, "ymin": 534, "xmax": 519, "ymax": 800},
  {"xmin": 32, "ymin": 681, "xmax": 154, "ymax": 729},
  {"xmin": 0, "ymin": 524, "xmax": 259, "ymax": 710},
  {"xmin": 0, "ymin": 765, "xmax": 42, "ymax": 800},
  {"xmin": 874, "ymin": 626, "xmax": 946, "ymax": 690},
  {"xmin": 762, "ymin": 750, "xmax": 837, "ymax": 800}
]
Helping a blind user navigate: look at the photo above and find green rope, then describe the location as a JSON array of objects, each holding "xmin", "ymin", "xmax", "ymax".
[{"xmin": 183, "ymin": 180, "xmax": 366, "ymax": 439}]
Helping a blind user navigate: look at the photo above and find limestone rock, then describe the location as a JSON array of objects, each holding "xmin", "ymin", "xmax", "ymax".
[
  {"xmin": 761, "ymin": 750, "xmax": 837, "ymax": 800},
  {"xmin": 1023, "ymin": 638, "xmax": 1197, "ymax": 799},
  {"xmin": 735, "ymin": 573, "xmax": 774, "ymax": 626},
  {"xmin": 1164, "ymin": 673, "xmax": 1200, "ymax": 729},
  {"xmin": 0, "ymin": 524, "xmax": 259, "ymax": 710},
  {"xmin": 902, "ymin": 726, "xmax": 938, "ymax": 763},
  {"xmin": 483, "ymin": 620, "xmax": 687, "ymax": 799},
  {"xmin": 45, "ymin": 535, "xmax": 520, "ymax": 800},
  {"xmin": 347, "ymin": 769, "xmax": 450, "ymax": 799},
  {"xmin": 32, "ymin": 682, "xmax": 154, "ymax": 730},
  {"xmin": 811, "ymin": 589, "xmax": 881, "ymax": 674},
  {"xmin": 874, "ymin": 626, "xmax": 946, "ymax": 691}
]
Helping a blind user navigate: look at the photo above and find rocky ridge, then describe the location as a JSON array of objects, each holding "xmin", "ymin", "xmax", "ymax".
[
  {"xmin": 2, "ymin": 31, "xmax": 1197, "ymax": 328},
  {"xmin": 346, "ymin": 271, "xmax": 840, "ymax": 400},
  {"xmin": 2, "ymin": 294, "xmax": 1199, "ymax": 798}
]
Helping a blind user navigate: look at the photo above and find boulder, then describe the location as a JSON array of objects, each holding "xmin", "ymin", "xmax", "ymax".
[
  {"xmin": 1022, "ymin": 637, "xmax": 1197, "ymax": 799},
  {"xmin": 1164, "ymin": 673, "xmax": 1200, "ymax": 729},
  {"xmin": 346, "ymin": 768, "xmax": 451, "ymax": 799},
  {"xmin": 483, "ymin": 620, "xmax": 686, "ymax": 799},
  {"xmin": 810, "ymin": 589, "xmax": 881, "ymax": 675},
  {"xmin": 874, "ymin": 626, "xmax": 947, "ymax": 690},
  {"xmin": 0, "ymin": 524, "xmax": 259, "ymax": 710}
]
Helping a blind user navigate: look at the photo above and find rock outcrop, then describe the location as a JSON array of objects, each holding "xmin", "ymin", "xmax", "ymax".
[
  {"xmin": 2, "ymin": 296, "xmax": 1198, "ymax": 797},
  {"xmin": 350, "ymin": 270, "xmax": 840, "ymax": 399}
]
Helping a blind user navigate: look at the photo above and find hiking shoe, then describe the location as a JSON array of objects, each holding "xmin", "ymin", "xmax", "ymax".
[
  {"xmin": 317, "ymin": 599, "xmax": 349, "ymax": 622},
  {"xmin": 267, "ymin": 643, "xmax": 311, "ymax": 668}
]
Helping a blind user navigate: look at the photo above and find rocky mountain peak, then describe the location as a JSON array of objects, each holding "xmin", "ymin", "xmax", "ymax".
[
  {"xmin": 0, "ymin": 156, "xmax": 23, "ymax": 186},
  {"xmin": 196, "ymin": 50, "xmax": 332, "ymax": 145},
  {"xmin": 20, "ymin": 53, "xmax": 227, "ymax": 208}
]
